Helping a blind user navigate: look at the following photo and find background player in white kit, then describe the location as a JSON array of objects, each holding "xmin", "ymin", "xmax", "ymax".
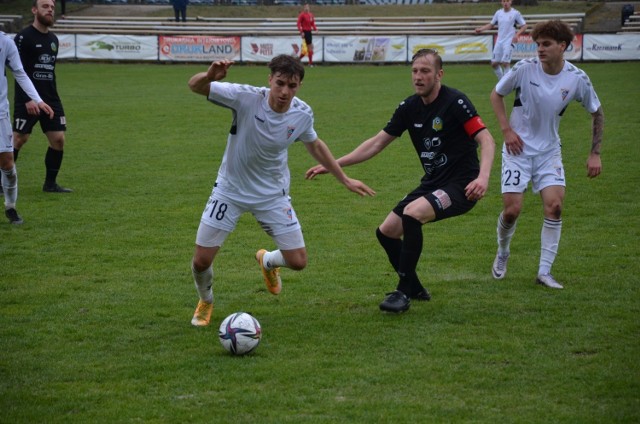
[
  {"xmin": 187, "ymin": 55, "xmax": 375, "ymax": 326},
  {"xmin": 0, "ymin": 32, "xmax": 53, "ymax": 224},
  {"xmin": 475, "ymin": 0, "xmax": 527, "ymax": 80},
  {"xmin": 489, "ymin": 20, "xmax": 604, "ymax": 289}
]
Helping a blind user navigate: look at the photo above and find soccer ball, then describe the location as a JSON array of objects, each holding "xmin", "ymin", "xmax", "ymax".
[{"xmin": 218, "ymin": 312, "xmax": 262, "ymax": 355}]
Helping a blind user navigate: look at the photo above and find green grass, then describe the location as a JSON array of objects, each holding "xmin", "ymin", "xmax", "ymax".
[{"xmin": 1, "ymin": 61, "xmax": 639, "ymax": 423}]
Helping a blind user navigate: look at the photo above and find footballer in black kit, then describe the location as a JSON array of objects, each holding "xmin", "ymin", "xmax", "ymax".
[
  {"xmin": 384, "ymin": 85, "xmax": 486, "ymax": 221},
  {"xmin": 306, "ymin": 49, "xmax": 495, "ymax": 313},
  {"xmin": 14, "ymin": 26, "xmax": 64, "ymax": 126},
  {"xmin": 13, "ymin": 0, "xmax": 72, "ymax": 193}
]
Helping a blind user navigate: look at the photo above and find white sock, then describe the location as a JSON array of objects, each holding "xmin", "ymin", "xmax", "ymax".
[
  {"xmin": 263, "ymin": 250, "xmax": 287, "ymax": 269},
  {"xmin": 539, "ymin": 218, "xmax": 562, "ymax": 276},
  {"xmin": 496, "ymin": 212, "xmax": 517, "ymax": 256},
  {"xmin": 192, "ymin": 264, "xmax": 213, "ymax": 303},
  {"xmin": 493, "ymin": 66, "xmax": 504, "ymax": 80},
  {"xmin": 1, "ymin": 166, "xmax": 18, "ymax": 208}
]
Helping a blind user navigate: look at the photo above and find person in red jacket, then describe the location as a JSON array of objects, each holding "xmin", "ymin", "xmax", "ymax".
[{"xmin": 297, "ymin": 4, "xmax": 317, "ymax": 66}]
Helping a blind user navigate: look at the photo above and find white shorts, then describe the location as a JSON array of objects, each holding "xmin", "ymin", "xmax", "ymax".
[
  {"xmin": 195, "ymin": 189, "xmax": 305, "ymax": 250},
  {"xmin": 492, "ymin": 39, "xmax": 514, "ymax": 64},
  {"xmin": 501, "ymin": 149, "xmax": 565, "ymax": 194},
  {"xmin": 0, "ymin": 113, "xmax": 13, "ymax": 154}
]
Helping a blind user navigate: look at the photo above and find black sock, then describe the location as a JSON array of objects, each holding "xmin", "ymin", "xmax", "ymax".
[
  {"xmin": 13, "ymin": 148, "xmax": 20, "ymax": 162},
  {"xmin": 376, "ymin": 227, "xmax": 402, "ymax": 272},
  {"xmin": 44, "ymin": 147, "xmax": 63, "ymax": 185},
  {"xmin": 397, "ymin": 215, "xmax": 424, "ymax": 296}
]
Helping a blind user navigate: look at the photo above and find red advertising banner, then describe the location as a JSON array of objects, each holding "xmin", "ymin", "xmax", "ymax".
[{"xmin": 159, "ymin": 36, "xmax": 241, "ymax": 62}]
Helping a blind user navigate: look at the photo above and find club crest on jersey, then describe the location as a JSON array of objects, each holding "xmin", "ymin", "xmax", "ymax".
[
  {"xmin": 432, "ymin": 117, "xmax": 443, "ymax": 132},
  {"xmin": 51, "ymin": 42, "xmax": 57, "ymax": 53},
  {"xmin": 287, "ymin": 126, "xmax": 295, "ymax": 139},
  {"xmin": 561, "ymin": 89, "xmax": 569, "ymax": 101}
]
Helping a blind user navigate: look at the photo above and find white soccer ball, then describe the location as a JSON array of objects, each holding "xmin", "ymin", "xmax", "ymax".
[{"xmin": 218, "ymin": 312, "xmax": 262, "ymax": 355}]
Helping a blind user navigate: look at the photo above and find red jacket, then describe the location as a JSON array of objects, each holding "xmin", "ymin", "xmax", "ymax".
[{"xmin": 297, "ymin": 12, "xmax": 317, "ymax": 32}]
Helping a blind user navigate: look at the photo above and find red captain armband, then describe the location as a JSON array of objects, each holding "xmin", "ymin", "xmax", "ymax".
[{"xmin": 463, "ymin": 116, "xmax": 486, "ymax": 138}]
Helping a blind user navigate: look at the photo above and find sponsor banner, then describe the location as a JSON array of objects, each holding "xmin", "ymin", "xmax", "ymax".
[
  {"xmin": 512, "ymin": 34, "xmax": 583, "ymax": 61},
  {"xmin": 241, "ymin": 36, "xmax": 324, "ymax": 63},
  {"xmin": 324, "ymin": 36, "xmax": 406, "ymax": 63},
  {"xmin": 76, "ymin": 35, "xmax": 158, "ymax": 60},
  {"xmin": 159, "ymin": 35, "xmax": 240, "ymax": 62},
  {"xmin": 409, "ymin": 35, "xmax": 492, "ymax": 62},
  {"xmin": 58, "ymin": 34, "xmax": 75, "ymax": 59},
  {"xmin": 583, "ymin": 34, "xmax": 640, "ymax": 60}
]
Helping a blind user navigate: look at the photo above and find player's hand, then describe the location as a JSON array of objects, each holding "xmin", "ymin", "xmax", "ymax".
[
  {"xmin": 343, "ymin": 177, "xmax": 376, "ymax": 197},
  {"xmin": 465, "ymin": 177, "xmax": 489, "ymax": 201},
  {"xmin": 25, "ymin": 100, "xmax": 39, "ymax": 116},
  {"xmin": 37, "ymin": 101, "xmax": 54, "ymax": 119},
  {"xmin": 305, "ymin": 164, "xmax": 328, "ymax": 179},
  {"xmin": 586, "ymin": 153, "xmax": 602, "ymax": 178},
  {"xmin": 206, "ymin": 60, "xmax": 234, "ymax": 82},
  {"xmin": 503, "ymin": 127, "xmax": 524, "ymax": 155}
]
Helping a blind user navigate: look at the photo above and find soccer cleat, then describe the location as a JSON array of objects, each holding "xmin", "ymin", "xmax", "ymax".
[
  {"xmin": 5, "ymin": 208, "xmax": 24, "ymax": 225},
  {"xmin": 492, "ymin": 253, "xmax": 510, "ymax": 279},
  {"xmin": 536, "ymin": 273, "xmax": 564, "ymax": 289},
  {"xmin": 191, "ymin": 300, "xmax": 213, "ymax": 326},
  {"xmin": 43, "ymin": 183, "xmax": 73, "ymax": 193},
  {"xmin": 410, "ymin": 288, "xmax": 431, "ymax": 301},
  {"xmin": 256, "ymin": 249, "xmax": 282, "ymax": 295},
  {"xmin": 379, "ymin": 290, "xmax": 410, "ymax": 313}
]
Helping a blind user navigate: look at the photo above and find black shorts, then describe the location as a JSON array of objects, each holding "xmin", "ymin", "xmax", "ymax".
[
  {"xmin": 302, "ymin": 31, "xmax": 313, "ymax": 45},
  {"xmin": 12, "ymin": 101, "xmax": 66, "ymax": 134},
  {"xmin": 392, "ymin": 179, "xmax": 476, "ymax": 222}
]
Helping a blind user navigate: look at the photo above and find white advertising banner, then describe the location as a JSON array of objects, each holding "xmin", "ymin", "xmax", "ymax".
[
  {"xmin": 58, "ymin": 34, "xmax": 75, "ymax": 59},
  {"xmin": 408, "ymin": 35, "xmax": 492, "ymax": 62},
  {"xmin": 583, "ymin": 34, "xmax": 640, "ymax": 60},
  {"xmin": 76, "ymin": 35, "xmax": 158, "ymax": 60},
  {"xmin": 324, "ymin": 36, "xmax": 407, "ymax": 63},
  {"xmin": 511, "ymin": 34, "xmax": 583, "ymax": 61},
  {"xmin": 159, "ymin": 35, "xmax": 240, "ymax": 62},
  {"xmin": 241, "ymin": 36, "xmax": 323, "ymax": 63}
]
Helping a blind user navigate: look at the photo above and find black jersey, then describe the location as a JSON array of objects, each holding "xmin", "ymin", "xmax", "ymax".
[
  {"xmin": 383, "ymin": 85, "xmax": 485, "ymax": 188},
  {"xmin": 13, "ymin": 25, "xmax": 61, "ymax": 105}
]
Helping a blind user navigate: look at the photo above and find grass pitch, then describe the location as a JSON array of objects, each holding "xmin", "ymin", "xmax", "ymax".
[{"xmin": 1, "ymin": 61, "xmax": 639, "ymax": 423}]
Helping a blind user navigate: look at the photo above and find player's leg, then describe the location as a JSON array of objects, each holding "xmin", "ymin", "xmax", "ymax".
[
  {"xmin": 532, "ymin": 151, "xmax": 565, "ymax": 288},
  {"xmin": 493, "ymin": 153, "xmax": 530, "ymax": 279},
  {"xmin": 254, "ymin": 196, "xmax": 305, "ymax": 294},
  {"xmin": 191, "ymin": 191, "xmax": 241, "ymax": 326},
  {"xmin": 308, "ymin": 40, "xmax": 314, "ymax": 66},
  {"xmin": 379, "ymin": 194, "xmax": 427, "ymax": 291},
  {"xmin": 42, "ymin": 130, "xmax": 72, "ymax": 193},
  {"xmin": 191, "ymin": 225, "xmax": 228, "ymax": 327},
  {"xmin": 1, "ymin": 118, "xmax": 22, "ymax": 224},
  {"xmin": 12, "ymin": 103, "xmax": 38, "ymax": 162}
]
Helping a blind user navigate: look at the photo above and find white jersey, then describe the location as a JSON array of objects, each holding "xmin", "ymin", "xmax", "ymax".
[
  {"xmin": 491, "ymin": 8, "xmax": 526, "ymax": 44},
  {"xmin": 0, "ymin": 32, "xmax": 43, "ymax": 117},
  {"xmin": 496, "ymin": 58, "xmax": 601, "ymax": 157},
  {"xmin": 207, "ymin": 82, "xmax": 317, "ymax": 201}
]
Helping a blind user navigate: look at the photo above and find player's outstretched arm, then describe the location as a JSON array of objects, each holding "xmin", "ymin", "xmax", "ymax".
[
  {"xmin": 304, "ymin": 138, "xmax": 375, "ymax": 197},
  {"xmin": 188, "ymin": 60, "xmax": 234, "ymax": 96},
  {"xmin": 305, "ymin": 130, "xmax": 394, "ymax": 179}
]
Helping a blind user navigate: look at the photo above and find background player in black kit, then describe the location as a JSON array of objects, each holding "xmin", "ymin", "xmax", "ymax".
[
  {"xmin": 13, "ymin": 0, "xmax": 72, "ymax": 193},
  {"xmin": 306, "ymin": 49, "xmax": 495, "ymax": 313}
]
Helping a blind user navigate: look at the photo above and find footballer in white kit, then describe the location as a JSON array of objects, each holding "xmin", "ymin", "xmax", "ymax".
[
  {"xmin": 489, "ymin": 20, "xmax": 604, "ymax": 290},
  {"xmin": 186, "ymin": 55, "xmax": 374, "ymax": 327}
]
